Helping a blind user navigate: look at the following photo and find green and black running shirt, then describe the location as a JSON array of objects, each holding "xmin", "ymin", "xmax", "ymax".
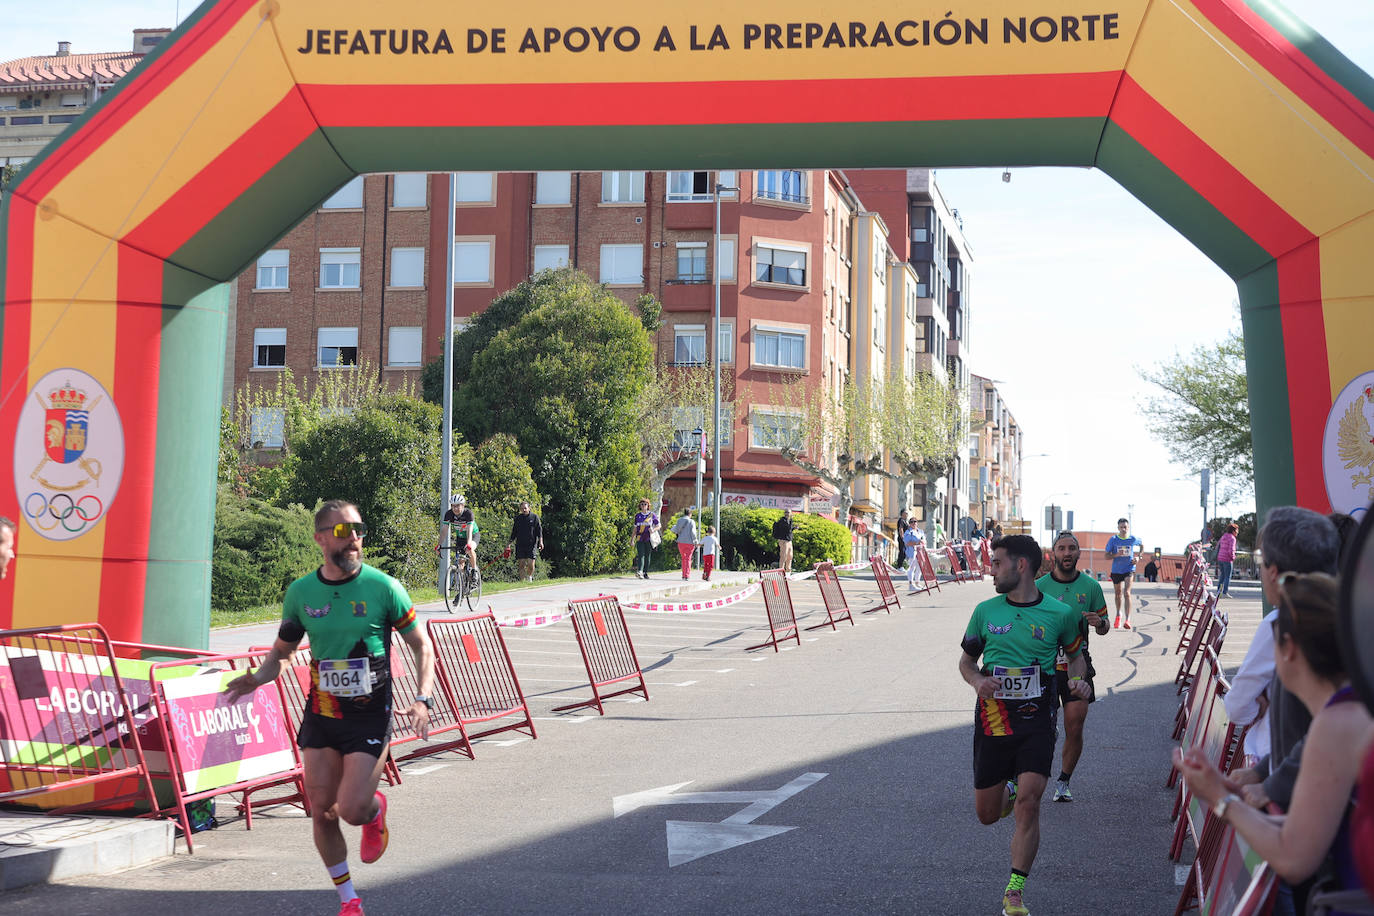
[
  {"xmin": 961, "ymin": 592, "xmax": 1083, "ymax": 734},
  {"xmin": 278, "ymin": 563, "xmax": 418, "ymax": 720},
  {"xmin": 1036, "ymin": 570, "xmax": 1108, "ymax": 672}
]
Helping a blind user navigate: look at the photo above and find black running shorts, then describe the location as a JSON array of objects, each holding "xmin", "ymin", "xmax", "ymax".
[
  {"xmin": 973, "ymin": 726, "xmax": 1057, "ymax": 790},
  {"xmin": 1057, "ymin": 671, "xmax": 1097, "ymax": 706},
  {"xmin": 298, "ymin": 711, "xmax": 391, "ymax": 758},
  {"xmin": 1110, "ymin": 571, "xmax": 1131, "ymax": 584}
]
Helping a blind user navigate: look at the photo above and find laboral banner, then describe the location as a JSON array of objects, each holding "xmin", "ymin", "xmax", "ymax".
[{"xmin": 159, "ymin": 669, "xmax": 296, "ymax": 795}]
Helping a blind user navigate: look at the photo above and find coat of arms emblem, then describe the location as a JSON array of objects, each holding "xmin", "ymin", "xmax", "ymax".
[
  {"xmin": 13, "ymin": 369, "xmax": 125, "ymax": 541},
  {"xmin": 1323, "ymin": 371, "xmax": 1374, "ymax": 517}
]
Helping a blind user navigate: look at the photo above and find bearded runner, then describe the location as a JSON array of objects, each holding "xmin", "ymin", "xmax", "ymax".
[{"xmin": 958, "ymin": 534, "xmax": 1089, "ymax": 916}]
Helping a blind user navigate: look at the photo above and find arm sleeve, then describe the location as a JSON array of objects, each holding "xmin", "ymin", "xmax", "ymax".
[
  {"xmin": 1223, "ymin": 616, "xmax": 1277, "ymax": 725},
  {"xmin": 960, "ymin": 610, "xmax": 985, "ymax": 658},
  {"xmin": 1060, "ymin": 611, "xmax": 1085, "ymax": 659},
  {"xmin": 278, "ymin": 584, "xmax": 306, "ymax": 644}
]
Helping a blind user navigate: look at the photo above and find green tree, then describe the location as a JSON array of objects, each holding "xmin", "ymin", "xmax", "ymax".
[
  {"xmin": 772, "ymin": 373, "xmax": 889, "ymax": 521},
  {"xmin": 468, "ymin": 433, "xmax": 541, "ymax": 517},
  {"xmin": 637, "ymin": 363, "xmax": 730, "ymax": 509},
  {"xmin": 883, "ymin": 372, "xmax": 967, "ymax": 526},
  {"xmin": 1139, "ymin": 329, "xmax": 1252, "ymax": 491},
  {"xmin": 286, "ymin": 394, "xmax": 448, "ymax": 588},
  {"xmin": 455, "ymin": 269, "xmax": 654, "ymax": 575}
]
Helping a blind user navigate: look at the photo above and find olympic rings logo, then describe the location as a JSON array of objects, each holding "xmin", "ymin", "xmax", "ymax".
[{"xmin": 25, "ymin": 492, "xmax": 104, "ymax": 533}]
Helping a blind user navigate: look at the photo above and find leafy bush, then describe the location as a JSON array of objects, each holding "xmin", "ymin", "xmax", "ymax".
[
  {"xmin": 652, "ymin": 507, "xmax": 851, "ymax": 573},
  {"xmin": 211, "ymin": 488, "xmax": 317, "ymax": 614},
  {"xmin": 468, "ymin": 434, "xmax": 540, "ymax": 518},
  {"xmin": 286, "ymin": 395, "xmax": 444, "ymax": 589},
  {"xmin": 791, "ymin": 512, "xmax": 852, "ymax": 569}
]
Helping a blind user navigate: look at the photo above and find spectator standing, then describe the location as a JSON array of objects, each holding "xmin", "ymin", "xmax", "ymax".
[
  {"xmin": 894, "ymin": 509, "xmax": 911, "ymax": 569},
  {"xmin": 0, "ymin": 516, "xmax": 15, "ymax": 580},
  {"xmin": 700, "ymin": 526, "xmax": 719, "ymax": 581},
  {"xmin": 632, "ymin": 498, "xmax": 659, "ymax": 580},
  {"xmin": 1217, "ymin": 522, "xmax": 1238, "ymax": 597},
  {"xmin": 506, "ymin": 502, "xmax": 543, "ymax": 582},
  {"xmin": 672, "ymin": 511, "xmax": 699, "ymax": 580},
  {"xmin": 773, "ymin": 509, "xmax": 795, "ymax": 572},
  {"xmin": 1143, "ymin": 558, "xmax": 1159, "ymax": 583},
  {"xmin": 904, "ymin": 522, "xmax": 925, "ymax": 593},
  {"xmin": 1104, "ymin": 518, "xmax": 1143, "ymax": 629},
  {"xmin": 933, "ymin": 519, "xmax": 946, "ymax": 549}
]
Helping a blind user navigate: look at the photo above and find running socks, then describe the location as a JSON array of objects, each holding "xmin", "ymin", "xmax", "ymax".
[
  {"xmin": 1007, "ymin": 869, "xmax": 1028, "ymax": 893},
  {"xmin": 328, "ymin": 861, "xmax": 357, "ymax": 904},
  {"xmin": 1058, "ymin": 771, "xmax": 1072, "ymax": 784}
]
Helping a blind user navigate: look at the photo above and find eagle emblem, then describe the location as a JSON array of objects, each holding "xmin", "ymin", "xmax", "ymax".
[
  {"xmin": 304, "ymin": 602, "xmax": 331, "ymax": 618},
  {"xmin": 1336, "ymin": 388, "xmax": 1374, "ymax": 500},
  {"xmin": 987, "ymin": 622, "xmax": 1013, "ymax": 635}
]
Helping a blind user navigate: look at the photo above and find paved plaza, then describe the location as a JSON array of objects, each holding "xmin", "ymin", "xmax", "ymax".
[{"xmin": 4, "ymin": 571, "xmax": 1265, "ymax": 915}]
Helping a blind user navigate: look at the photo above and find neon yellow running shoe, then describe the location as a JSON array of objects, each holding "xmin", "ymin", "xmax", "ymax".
[{"xmin": 1002, "ymin": 887, "xmax": 1029, "ymax": 916}]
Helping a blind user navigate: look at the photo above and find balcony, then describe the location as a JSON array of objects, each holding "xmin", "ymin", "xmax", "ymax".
[{"xmin": 663, "ymin": 281, "xmax": 713, "ymax": 309}]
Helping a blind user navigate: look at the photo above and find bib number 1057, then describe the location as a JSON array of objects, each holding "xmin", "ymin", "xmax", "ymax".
[
  {"xmin": 318, "ymin": 658, "xmax": 371, "ymax": 697},
  {"xmin": 992, "ymin": 665, "xmax": 1041, "ymax": 701}
]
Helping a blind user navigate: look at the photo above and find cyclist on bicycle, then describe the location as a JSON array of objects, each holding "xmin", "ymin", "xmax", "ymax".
[{"xmin": 439, "ymin": 494, "xmax": 479, "ymax": 578}]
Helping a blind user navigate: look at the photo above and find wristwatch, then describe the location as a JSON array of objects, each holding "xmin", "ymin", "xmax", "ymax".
[
  {"xmin": 414, "ymin": 694, "xmax": 434, "ymax": 710},
  {"xmin": 1212, "ymin": 793, "xmax": 1242, "ymax": 820}
]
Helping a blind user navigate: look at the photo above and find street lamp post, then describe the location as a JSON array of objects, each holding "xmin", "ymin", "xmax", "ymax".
[{"xmin": 712, "ymin": 181, "xmax": 739, "ymax": 540}]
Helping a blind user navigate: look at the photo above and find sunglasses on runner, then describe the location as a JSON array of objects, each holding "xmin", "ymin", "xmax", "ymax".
[{"xmin": 318, "ymin": 521, "xmax": 367, "ymax": 538}]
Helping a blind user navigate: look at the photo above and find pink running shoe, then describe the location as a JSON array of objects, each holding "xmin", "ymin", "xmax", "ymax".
[
  {"xmin": 1123, "ymin": 620, "xmax": 1132, "ymax": 630},
  {"xmin": 339, "ymin": 898, "xmax": 365, "ymax": 915},
  {"xmin": 360, "ymin": 792, "xmax": 389, "ymax": 864}
]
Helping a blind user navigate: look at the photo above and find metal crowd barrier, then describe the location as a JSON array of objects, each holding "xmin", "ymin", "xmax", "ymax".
[
  {"xmin": 551, "ymin": 597, "xmax": 648, "ymax": 715},
  {"xmin": 747, "ymin": 568, "xmax": 801, "ymax": 652}
]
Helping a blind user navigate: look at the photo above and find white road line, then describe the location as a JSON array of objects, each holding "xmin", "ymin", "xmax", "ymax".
[{"xmin": 404, "ymin": 763, "xmax": 451, "ymax": 775}]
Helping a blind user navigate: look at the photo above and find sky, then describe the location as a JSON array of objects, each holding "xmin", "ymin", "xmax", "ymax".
[{"xmin": 4, "ymin": 1, "xmax": 1372, "ymax": 553}]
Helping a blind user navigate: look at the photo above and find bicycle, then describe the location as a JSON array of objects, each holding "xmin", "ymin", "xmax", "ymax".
[{"xmin": 439, "ymin": 544, "xmax": 482, "ymax": 613}]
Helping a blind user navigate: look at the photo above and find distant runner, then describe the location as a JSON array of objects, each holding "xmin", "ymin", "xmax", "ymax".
[
  {"xmin": 1104, "ymin": 518, "xmax": 1143, "ymax": 629},
  {"xmin": 959, "ymin": 534, "xmax": 1089, "ymax": 916},
  {"xmin": 226, "ymin": 500, "xmax": 435, "ymax": 916},
  {"xmin": 1036, "ymin": 531, "xmax": 1110, "ymax": 802}
]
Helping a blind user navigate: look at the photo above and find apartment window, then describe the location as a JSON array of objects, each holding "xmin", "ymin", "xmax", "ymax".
[
  {"xmin": 717, "ymin": 319, "xmax": 735, "ymax": 364},
  {"xmin": 392, "ymin": 173, "xmax": 427, "ymax": 207},
  {"xmin": 750, "ymin": 409, "xmax": 803, "ymax": 450},
  {"xmin": 535, "ymin": 171, "xmax": 571, "ymax": 205},
  {"xmin": 667, "ymin": 171, "xmax": 711, "ymax": 202},
  {"xmin": 453, "ymin": 239, "xmax": 493, "ymax": 284},
  {"xmin": 754, "ymin": 327, "xmax": 806, "ymax": 370},
  {"xmin": 674, "ymin": 325, "xmax": 706, "ymax": 366},
  {"xmin": 873, "ymin": 302, "xmax": 884, "ymax": 348},
  {"xmin": 671, "ymin": 407, "xmax": 706, "ymax": 449},
  {"xmin": 255, "ymin": 249, "xmax": 288, "ymax": 290},
  {"xmin": 715, "ymin": 403, "xmax": 734, "ymax": 447},
  {"xmin": 755, "ymin": 170, "xmax": 806, "ymax": 204},
  {"xmin": 533, "ymin": 244, "xmax": 569, "ymax": 272},
  {"xmin": 455, "ymin": 172, "xmax": 494, "ymax": 204},
  {"xmin": 601, "ymin": 171, "xmax": 644, "ymax": 203},
  {"xmin": 915, "ymin": 317, "xmax": 929, "ymax": 353},
  {"xmin": 60, "ymin": 92, "xmax": 85, "ymax": 108},
  {"xmin": 249, "ymin": 407, "xmax": 285, "ymax": 449},
  {"xmin": 388, "ymin": 326, "xmax": 422, "ymax": 367},
  {"xmin": 676, "ymin": 242, "xmax": 707, "ymax": 282},
  {"xmin": 917, "ymin": 279, "xmax": 930, "ymax": 298},
  {"xmin": 318, "ymin": 327, "xmax": 359, "ymax": 368},
  {"xmin": 319, "ymin": 248, "xmax": 361, "ymax": 289},
  {"xmin": 755, "ymin": 244, "xmax": 806, "ymax": 287},
  {"xmin": 322, "ymin": 176, "xmax": 363, "ymax": 209},
  {"xmin": 599, "ymin": 244, "xmax": 643, "ymax": 285},
  {"xmin": 253, "ymin": 328, "xmax": 286, "ymax": 368},
  {"xmin": 389, "ymin": 247, "xmax": 424, "ymax": 288},
  {"xmin": 906, "ymin": 287, "xmax": 916, "ymax": 320},
  {"xmin": 969, "ymin": 434, "xmax": 981, "ymax": 457},
  {"xmin": 717, "ymin": 237, "xmax": 737, "ymax": 282}
]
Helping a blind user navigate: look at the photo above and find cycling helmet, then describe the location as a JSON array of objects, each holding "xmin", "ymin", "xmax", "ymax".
[{"xmin": 450, "ymin": 493, "xmax": 466, "ymax": 505}]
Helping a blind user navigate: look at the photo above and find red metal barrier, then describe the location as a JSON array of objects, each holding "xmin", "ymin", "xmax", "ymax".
[
  {"xmin": 0, "ymin": 623, "xmax": 160, "ymax": 816},
  {"xmin": 807, "ymin": 562, "xmax": 856, "ymax": 631},
  {"xmin": 979, "ymin": 539, "xmax": 992, "ymax": 570},
  {"xmin": 963, "ymin": 542, "xmax": 982, "ymax": 578},
  {"xmin": 944, "ymin": 545, "xmax": 972, "ymax": 583},
  {"xmin": 428, "ymin": 612, "xmax": 538, "ymax": 744},
  {"xmin": 908, "ymin": 545, "xmax": 941, "ymax": 596},
  {"xmin": 747, "ymin": 569, "xmax": 801, "ymax": 652},
  {"xmin": 1170, "ymin": 649, "xmax": 1241, "ymax": 861},
  {"xmin": 552, "ymin": 596, "xmax": 649, "ymax": 715},
  {"xmin": 147, "ymin": 651, "xmax": 304, "ymax": 853},
  {"xmin": 1176, "ymin": 594, "xmax": 1222, "ymax": 693},
  {"xmin": 867, "ymin": 555, "xmax": 903, "ymax": 613}
]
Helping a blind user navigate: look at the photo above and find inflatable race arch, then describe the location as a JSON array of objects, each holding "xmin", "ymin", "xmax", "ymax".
[{"xmin": 2, "ymin": 0, "xmax": 1372, "ymax": 646}]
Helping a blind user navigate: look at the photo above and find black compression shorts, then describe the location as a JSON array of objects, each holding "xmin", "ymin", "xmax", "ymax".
[
  {"xmin": 973, "ymin": 727, "xmax": 1057, "ymax": 790},
  {"xmin": 298, "ymin": 711, "xmax": 391, "ymax": 758}
]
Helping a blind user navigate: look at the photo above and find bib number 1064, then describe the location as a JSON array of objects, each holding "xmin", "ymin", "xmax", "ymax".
[{"xmin": 319, "ymin": 658, "xmax": 370, "ymax": 697}]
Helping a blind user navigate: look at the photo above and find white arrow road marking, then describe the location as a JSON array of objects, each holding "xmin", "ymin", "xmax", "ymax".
[
  {"xmin": 666, "ymin": 822, "xmax": 795, "ymax": 867},
  {"xmin": 661, "ymin": 680, "xmax": 698, "ymax": 687},
  {"xmin": 613, "ymin": 772, "xmax": 828, "ymax": 867}
]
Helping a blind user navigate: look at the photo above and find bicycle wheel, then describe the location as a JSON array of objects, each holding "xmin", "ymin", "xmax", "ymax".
[
  {"xmin": 465, "ymin": 565, "xmax": 483, "ymax": 612},
  {"xmin": 442, "ymin": 562, "xmax": 462, "ymax": 613}
]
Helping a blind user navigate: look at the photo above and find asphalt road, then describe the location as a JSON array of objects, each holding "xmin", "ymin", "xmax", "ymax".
[{"xmin": 4, "ymin": 574, "xmax": 1263, "ymax": 915}]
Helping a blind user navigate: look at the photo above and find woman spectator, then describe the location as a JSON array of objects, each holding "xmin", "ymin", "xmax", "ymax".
[
  {"xmin": 1173, "ymin": 573, "xmax": 1374, "ymax": 910},
  {"xmin": 632, "ymin": 498, "xmax": 659, "ymax": 580},
  {"xmin": 1217, "ymin": 522, "xmax": 1238, "ymax": 597},
  {"xmin": 672, "ymin": 510, "xmax": 699, "ymax": 580}
]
